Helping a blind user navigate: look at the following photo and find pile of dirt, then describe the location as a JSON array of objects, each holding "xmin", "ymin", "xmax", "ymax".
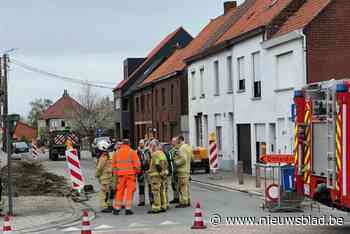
[{"xmin": 1, "ymin": 160, "xmax": 70, "ymax": 197}]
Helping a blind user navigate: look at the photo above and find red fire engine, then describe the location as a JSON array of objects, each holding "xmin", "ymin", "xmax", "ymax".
[{"xmin": 294, "ymin": 80, "xmax": 350, "ymax": 211}]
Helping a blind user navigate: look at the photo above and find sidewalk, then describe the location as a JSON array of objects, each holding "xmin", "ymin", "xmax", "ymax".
[
  {"xmin": 191, "ymin": 170, "xmax": 269, "ymax": 196},
  {"xmin": 2, "ymin": 196, "xmax": 89, "ymax": 234}
]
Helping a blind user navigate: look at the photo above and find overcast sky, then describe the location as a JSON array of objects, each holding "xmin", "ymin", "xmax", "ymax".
[{"xmin": 0, "ymin": 0, "xmax": 243, "ymax": 117}]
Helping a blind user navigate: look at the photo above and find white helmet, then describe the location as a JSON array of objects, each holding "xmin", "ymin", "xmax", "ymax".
[{"xmin": 97, "ymin": 140, "xmax": 111, "ymax": 152}]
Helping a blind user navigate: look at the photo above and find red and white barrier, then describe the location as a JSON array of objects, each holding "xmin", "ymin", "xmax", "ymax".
[
  {"xmin": 3, "ymin": 215, "xmax": 12, "ymax": 234},
  {"xmin": 65, "ymin": 147, "xmax": 84, "ymax": 191},
  {"xmin": 32, "ymin": 140, "xmax": 39, "ymax": 160},
  {"xmin": 209, "ymin": 133, "xmax": 218, "ymax": 173}
]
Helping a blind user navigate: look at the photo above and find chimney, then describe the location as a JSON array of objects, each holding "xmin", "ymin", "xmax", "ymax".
[
  {"xmin": 224, "ymin": 1, "xmax": 237, "ymax": 14},
  {"xmin": 63, "ymin": 89, "xmax": 69, "ymax": 97}
]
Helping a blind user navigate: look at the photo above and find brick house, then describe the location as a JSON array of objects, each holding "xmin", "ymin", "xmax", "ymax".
[
  {"xmin": 13, "ymin": 121, "xmax": 37, "ymax": 142},
  {"xmin": 38, "ymin": 90, "xmax": 82, "ymax": 135},
  {"xmin": 185, "ymin": 0, "xmax": 350, "ymax": 173},
  {"xmin": 113, "ymin": 27, "xmax": 193, "ymax": 145},
  {"xmin": 132, "ymin": 4, "xmax": 245, "ymax": 144}
]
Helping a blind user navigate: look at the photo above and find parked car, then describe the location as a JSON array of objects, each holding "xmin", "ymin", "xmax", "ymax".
[
  {"xmin": 91, "ymin": 136, "xmax": 112, "ymax": 158},
  {"xmin": 13, "ymin": 141, "xmax": 30, "ymax": 154}
]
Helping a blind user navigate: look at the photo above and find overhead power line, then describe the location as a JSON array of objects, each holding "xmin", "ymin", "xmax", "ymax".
[{"xmin": 10, "ymin": 59, "xmax": 115, "ymax": 90}]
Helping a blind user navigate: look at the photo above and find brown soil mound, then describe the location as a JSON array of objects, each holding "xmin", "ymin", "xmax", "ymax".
[{"xmin": 1, "ymin": 160, "xmax": 70, "ymax": 197}]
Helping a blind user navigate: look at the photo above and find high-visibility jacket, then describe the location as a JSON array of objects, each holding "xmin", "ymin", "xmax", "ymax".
[{"xmin": 112, "ymin": 145, "xmax": 141, "ymax": 176}]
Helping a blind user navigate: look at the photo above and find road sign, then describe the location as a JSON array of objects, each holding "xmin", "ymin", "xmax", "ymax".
[{"xmin": 260, "ymin": 154, "xmax": 294, "ymax": 164}]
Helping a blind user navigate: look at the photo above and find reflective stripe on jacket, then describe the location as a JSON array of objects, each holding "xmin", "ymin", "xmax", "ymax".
[
  {"xmin": 148, "ymin": 150, "xmax": 168, "ymax": 177},
  {"xmin": 112, "ymin": 145, "xmax": 141, "ymax": 175}
]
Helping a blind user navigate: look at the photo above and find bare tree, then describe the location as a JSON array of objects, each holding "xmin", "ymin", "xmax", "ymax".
[
  {"xmin": 68, "ymin": 85, "xmax": 114, "ymax": 150},
  {"xmin": 27, "ymin": 98, "xmax": 53, "ymax": 128}
]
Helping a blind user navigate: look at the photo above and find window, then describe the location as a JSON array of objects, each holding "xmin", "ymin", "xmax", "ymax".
[
  {"xmin": 170, "ymin": 123, "xmax": 177, "ymax": 138},
  {"xmin": 238, "ymin": 57, "xmax": 245, "ymax": 91},
  {"xmin": 191, "ymin": 71, "xmax": 196, "ymax": 99},
  {"xmin": 155, "ymin": 89, "xmax": 158, "ymax": 107},
  {"xmin": 114, "ymin": 97, "xmax": 121, "ymax": 110},
  {"xmin": 200, "ymin": 68, "xmax": 205, "ymax": 97},
  {"xmin": 161, "ymin": 88, "xmax": 166, "ymax": 106},
  {"xmin": 227, "ymin": 56, "xmax": 233, "ymax": 92},
  {"xmin": 162, "ymin": 122, "xmax": 167, "ymax": 142},
  {"xmin": 214, "ymin": 61, "xmax": 220, "ymax": 95},
  {"xmin": 170, "ymin": 84, "xmax": 174, "ymax": 105},
  {"xmin": 141, "ymin": 95, "xmax": 145, "ymax": 112},
  {"xmin": 252, "ymin": 52, "xmax": 261, "ymax": 98},
  {"xmin": 216, "ymin": 126, "xmax": 223, "ymax": 151},
  {"xmin": 276, "ymin": 51, "xmax": 295, "ymax": 90},
  {"xmin": 195, "ymin": 115, "xmax": 203, "ymax": 146},
  {"xmin": 135, "ymin": 97, "xmax": 139, "ymax": 112},
  {"xmin": 122, "ymin": 98, "xmax": 129, "ymax": 111}
]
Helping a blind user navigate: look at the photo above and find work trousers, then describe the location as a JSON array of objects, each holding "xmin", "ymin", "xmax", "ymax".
[
  {"xmin": 114, "ymin": 175, "xmax": 136, "ymax": 210},
  {"xmin": 171, "ymin": 175, "xmax": 179, "ymax": 200},
  {"xmin": 138, "ymin": 173, "xmax": 153, "ymax": 204},
  {"xmin": 178, "ymin": 176, "xmax": 190, "ymax": 206},
  {"xmin": 150, "ymin": 176, "xmax": 168, "ymax": 211},
  {"xmin": 99, "ymin": 183, "xmax": 112, "ymax": 209}
]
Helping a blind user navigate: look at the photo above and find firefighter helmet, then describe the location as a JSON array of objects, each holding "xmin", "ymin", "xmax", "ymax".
[{"xmin": 97, "ymin": 140, "xmax": 111, "ymax": 152}]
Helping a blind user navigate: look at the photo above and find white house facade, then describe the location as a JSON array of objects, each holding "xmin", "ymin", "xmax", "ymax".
[{"xmin": 188, "ymin": 30, "xmax": 307, "ymax": 173}]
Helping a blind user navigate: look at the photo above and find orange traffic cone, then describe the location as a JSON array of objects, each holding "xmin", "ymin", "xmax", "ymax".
[
  {"xmin": 191, "ymin": 202, "xmax": 206, "ymax": 229},
  {"xmin": 3, "ymin": 215, "xmax": 13, "ymax": 234},
  {"xmin": 81, "ymin": 210, "xmax": 92, "ymax": 234}
]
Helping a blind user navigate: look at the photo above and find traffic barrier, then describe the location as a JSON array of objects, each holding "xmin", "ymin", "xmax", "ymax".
[
  {"xmin": 81, "ymin": 210, "xmax": 92, "ymax": 234},
  {"xmin": 209, "ymin": 133, "xmax": 218, "ymax": 173},
  {"xmin": 191, "ymin": 202, "xmax": 206, "ymax": 229},
  {"xmin": 3, "ymin": 215, "xmax": 13, "ymax": 234},
  {"xmin": 32, "ymin": 140, "xmax": 39, "ymax": 160},
  {"xmin": 65, "ymin": 141, "xmax": 85, "ymax": 191}
]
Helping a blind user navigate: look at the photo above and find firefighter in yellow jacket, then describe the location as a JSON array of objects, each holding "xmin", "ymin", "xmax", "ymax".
[
  {"xmin": 95, "ymin": 140, "xmax": 113, "ymax": 213},
  {"xmin": 174, "ymin": 135, "xmax": 192, "ymax": 208},
  {"xmin": 147, "ymin": 139, "xmax": 169, "ymax": 214}
]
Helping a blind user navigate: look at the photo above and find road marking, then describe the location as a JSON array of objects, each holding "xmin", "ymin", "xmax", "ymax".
[
  {"xmin": 128, "ymin": 222, "xmax": 149, "ymax": 227},
  {"xmin": 62, "ymin": 227, "xmax": 80, "ymax": 232},
  {"xmin": 95, "ymin": 224, "xmax": 114, "ymax": 230},
  {"xmin": 160, "ymin": 220, "xmax": 179, "ymax": 225}
]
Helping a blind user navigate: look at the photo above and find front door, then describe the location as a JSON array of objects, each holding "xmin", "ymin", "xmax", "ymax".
[{"xmin": 237, "ymin": 124, "xmax": 252, "ymax": 174}]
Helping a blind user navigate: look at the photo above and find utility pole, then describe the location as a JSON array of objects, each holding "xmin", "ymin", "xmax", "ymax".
[{"xmin": 2, "ymin": 53, "xmax": 13, "ymax": 215}]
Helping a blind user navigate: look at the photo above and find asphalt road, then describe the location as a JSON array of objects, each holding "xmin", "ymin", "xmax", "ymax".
[{"xmin": 40, "ymin": 151, "xmax": 350, "ymax": 234}]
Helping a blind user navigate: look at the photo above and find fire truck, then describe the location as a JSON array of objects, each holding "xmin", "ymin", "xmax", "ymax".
[{"xmin": 294, "ymin": 80, "xmax": 350, "ymax": 211}]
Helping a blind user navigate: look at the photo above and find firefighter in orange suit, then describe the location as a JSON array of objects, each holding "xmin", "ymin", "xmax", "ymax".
[{"xmin": 112, "ymin": 139, "xmax": 141, "ymax": 215}]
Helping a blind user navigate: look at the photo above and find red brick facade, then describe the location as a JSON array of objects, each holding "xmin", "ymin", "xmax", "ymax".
[
  {"xmin": 305, "ymin": 0, "xmax": 350, "ymax": 83},
  {"xmin": 134, "ymin": 73, "xmax": 188, "ymax": 143}
]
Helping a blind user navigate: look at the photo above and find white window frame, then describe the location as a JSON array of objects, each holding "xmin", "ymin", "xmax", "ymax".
[
  {"xmin": 191, "ymin": 70, "xmax": 196, "ymax": 100},
  {"xmin": 214, "ymin": 60, "xmax": 220, "ymax": 96},
  {"xmin": 252, "ymin": 52, "xmax": 261, "ymax": 98},
  {"xmin": 200, "ymin": 67, "xmax": 205, "ymax": 98},
  {"xmin": 237, "ymin": 56, "xmax": 245, "ymax": 92},
  {"xmin": 227, "ymin": 56, "xmax": 233, "ymax": 93}
]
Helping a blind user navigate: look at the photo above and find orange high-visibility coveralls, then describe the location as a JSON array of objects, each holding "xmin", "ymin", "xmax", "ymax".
[{"xmin": 112, "ymin": 144, "xmax": 141, "ymax": 210}]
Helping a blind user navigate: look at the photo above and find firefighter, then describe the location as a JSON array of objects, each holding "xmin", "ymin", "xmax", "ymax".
[
  {"xmin": 137, "ymin": 139, "xmax": 153, "ymax": 206},
  {"xmin": 174, "ymin": 135, "xmax": 192, "ymax": 208},
  {"xmin": 148, "ymin": 139, "xmax": 169, "ymax": 214},
  {"xmin": 95, "ymin": 140, "xmax": 113, "ymax": 213},
  {"xmin": 168, "ymin": 137, "xmax": 179, "ymax": 204},
  {"xmin": 112, "ymin": 139, "xmax": 141, "ymax": 215}
]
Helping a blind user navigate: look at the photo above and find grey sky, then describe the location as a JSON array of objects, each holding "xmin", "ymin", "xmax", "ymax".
[{"xmin": 1, "ymin": 0, "xmax": 243, "ymax": 117}]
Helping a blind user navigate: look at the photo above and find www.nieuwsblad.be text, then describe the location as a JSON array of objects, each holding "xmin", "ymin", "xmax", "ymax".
[{"xmin": 209, "ymin": 214, "xmax": 344, "ymax": 226}]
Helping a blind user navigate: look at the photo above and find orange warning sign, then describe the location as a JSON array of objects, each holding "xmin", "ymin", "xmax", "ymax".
[{"xmin": 260, "ymin": 154, "xmax": 294, "ymax": 164}]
